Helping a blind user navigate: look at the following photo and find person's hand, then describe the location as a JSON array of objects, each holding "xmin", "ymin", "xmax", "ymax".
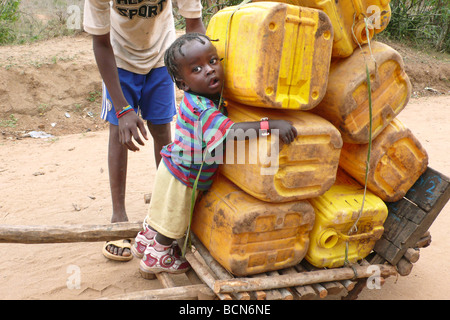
[
  {"xmin": 118, "ymin": 111, "xmax": 148, "ymax": 151},
  {"xmin": 269, "ymin": 119, "xmax": 298, "ymax": 144}
]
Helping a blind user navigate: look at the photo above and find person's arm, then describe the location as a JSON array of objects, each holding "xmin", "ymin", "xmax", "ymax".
[
  {"xmin": 185, "ymin": 17, "xmax": 206, "ymax": 34},
  {"xmin": 176, "ymin": 0, "xmax": 206, "ymax": 34},
  {"xmin": 92, "ymin": 33, "xmax": 148, "ymax": 152},
  {"xmin": 231, "ymin": 119, "xmax": 298, "ymax": 144}
]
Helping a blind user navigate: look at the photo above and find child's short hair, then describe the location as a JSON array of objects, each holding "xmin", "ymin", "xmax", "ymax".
[{"xmin": 164, "ymin": 32, "xmax": 213, "ymax": 90}]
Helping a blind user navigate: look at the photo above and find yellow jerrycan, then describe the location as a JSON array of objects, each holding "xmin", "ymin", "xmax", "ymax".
[
  {"xmin": 339, "ymin": 118, "xmax": 429, "ymax": 202},
  {"xmin": 220, "ymin": 101, "xmax": 343, "ymax": 203},
  {"xmin": 206, "ymin": 1, "xmax": 333, "ymax": 110},
  {"xmin": 306, "ymin": 169, "xmax": 388, "ymax": 268},
  {"xmin": 312, "ymin": 41, "xmax": 411, "ymax": 144},
  {"xmin": 191, "ymin": 174, "xmax": 315, "ymax": 276},
  {"xmin": 255, "ymin": 0, "xmax": 391, "ymax": 57}
]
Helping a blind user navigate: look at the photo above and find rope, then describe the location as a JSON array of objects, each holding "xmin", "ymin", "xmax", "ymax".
[
  {"xmin": 182, "ymin": 160, "xmax": 205, "ymax": 257},
  {"xmin": 344, "ymin": 15, "xmax": 376, "ymax": 267}
]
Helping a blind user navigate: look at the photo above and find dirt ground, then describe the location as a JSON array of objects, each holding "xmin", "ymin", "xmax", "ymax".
[{"xmin": 0, "ymin": 34, "xmax": 449, "ymax": 300}]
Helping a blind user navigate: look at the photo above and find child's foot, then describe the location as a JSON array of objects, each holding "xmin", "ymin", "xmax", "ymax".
[
  {"xmin": 131, "ymin": 222, "xmax": 157, "ymax": 259},
  {"xmin": 139, "ymin": 240, "xmax": 190, "ymax": 279}
]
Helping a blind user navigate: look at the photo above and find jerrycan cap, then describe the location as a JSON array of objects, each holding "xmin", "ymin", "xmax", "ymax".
[
  {"xmin": 353, "ymin": 20, "xmax": 375, "ymax": 45},
  {"xmin": 318, "ymin": 229, "xmax": 339, "ymax": 249}
]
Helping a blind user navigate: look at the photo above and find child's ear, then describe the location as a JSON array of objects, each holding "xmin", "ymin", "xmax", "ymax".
[{"xmin": 176, "ymin": 78, "xmax": 190, "ymax": 91}]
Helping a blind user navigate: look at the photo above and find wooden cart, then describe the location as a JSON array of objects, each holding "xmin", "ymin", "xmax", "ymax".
[{"xmin": 0, "ymin": 167, "xmax": 448, "ymax": 300}]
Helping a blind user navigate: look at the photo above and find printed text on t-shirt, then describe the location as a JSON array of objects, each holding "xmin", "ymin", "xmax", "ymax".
[{"xmin": 115, "ymin": 0, "xmax": 167, "ymax": 19}]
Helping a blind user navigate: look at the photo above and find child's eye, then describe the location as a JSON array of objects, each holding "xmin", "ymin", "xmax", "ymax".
[
  {"xmin": 210, "ymin": 57, "xmax": 218, "ymax": 64},
  {"xmin": 192, "ymin": 66, "xmax": 201, "ymax": 73}
]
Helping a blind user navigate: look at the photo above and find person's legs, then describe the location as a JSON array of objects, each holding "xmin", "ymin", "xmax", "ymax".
[
  {"xmin": 147, "ymin": 122, "xmax": 172, "ymax": 167},
  {"xmin": 137, "ymin": 164, "xmax": 197, "ymax": 277},
  {"xmin": 140, "ymin": 66, "xmax": 176, "ymax": 167},
  {"xmin": 104, "ymin": 123, "xmax": 131, "ymax": 257},
  {"xmin": 108, "ymin": 124, "xmax": 128, "ymax": 222},
  {"xmin": 101, "ymin": 70, "xmax": 143, "ymax": 259},
  {"xmin": 155, "ymin": 232, "xmax": 174, "ymax": 246}
]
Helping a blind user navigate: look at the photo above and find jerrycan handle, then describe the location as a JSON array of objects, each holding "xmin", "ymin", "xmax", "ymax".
[{"xmin": 318, "ymin": 226, "xmax": 384, "ymax": 249}]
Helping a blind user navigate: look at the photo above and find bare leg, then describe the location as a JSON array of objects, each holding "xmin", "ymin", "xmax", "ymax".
[
  {"xmin": 155, "ymin": 233, "xmax": 174, "ymax": 246},
  {"xmin": 106, "ymin": 123, "xmax": 131, "ymax": 257},
  {"xmin": 106, "ymin": 122, "xmax": 171, "ymax": 258},
  {"xmin": 147, "ymin": 122, "xmax": 172, "ymax": 167}
]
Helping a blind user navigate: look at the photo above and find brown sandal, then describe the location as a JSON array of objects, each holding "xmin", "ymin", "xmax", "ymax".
[{"xmin": 102, "ymin": 239, "xmax": 133, "ymax": 261}]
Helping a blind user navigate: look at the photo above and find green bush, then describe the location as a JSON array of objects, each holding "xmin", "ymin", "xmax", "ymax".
[
  {"xmin": 0, "ymin": 0, "xmax": 21, "ymax": 44},
  {"xmin": 385, "ymin": 0, "xmax": 450, "ymax": 52}
]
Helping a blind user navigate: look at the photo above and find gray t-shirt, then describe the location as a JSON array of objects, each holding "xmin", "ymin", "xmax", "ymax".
[{"xmin": 83, "ymin": 0, "xmax": 202, "ymax": 74}]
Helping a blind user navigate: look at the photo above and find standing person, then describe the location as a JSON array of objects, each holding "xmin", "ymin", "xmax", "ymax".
[
  {"xmin": 83, "ymin": 0, "xmax": 206, "ymax": 261},
  {"xmin": 131, "ymin": 33, "xmax": 298, "ymax": 277}
]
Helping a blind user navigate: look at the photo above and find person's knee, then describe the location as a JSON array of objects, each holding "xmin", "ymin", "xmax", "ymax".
[
  {"xmin": 108, "ymin": 123, "xmax": 128, "ymax": 155},
  {"xmin": 148, "ymin": 122, "xmax": 171, "ymax": 144},
  {"xmin": 108, "ymin": 123, "xmax": 120, "ymax": 140}
]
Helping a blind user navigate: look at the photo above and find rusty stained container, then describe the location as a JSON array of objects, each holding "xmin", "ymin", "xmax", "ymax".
[
  {"xmin": 256, "ymin": 0, "xmax": 391, "ymax": 57},
  {"xmin": 191, "ymin": 174, "xmax": 315, "ymax": 276},
  {"xmin": 339, "ymin": 118, "xmax": 429, "ymax": 202},
  {"xmin": 305, "ymin": 168, "xmax": 388, "ymax": 268},
  {"xmin": 220, "ymin": 101, "xmax": 343, "ymax": 203},
  {"xmin": 206, "ymin": 1, "xmax": 333, "ymax": 110},
  {"xmin": 312, "ymin": 41, "xmax": 411, "ymax": 144}
]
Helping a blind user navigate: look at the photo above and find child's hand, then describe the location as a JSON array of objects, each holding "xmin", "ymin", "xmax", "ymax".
[{"xmin": 269, "ymin": 119, "xmax": 298, "ymax": 144}]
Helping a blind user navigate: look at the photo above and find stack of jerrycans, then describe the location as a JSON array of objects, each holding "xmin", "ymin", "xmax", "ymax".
[
  {"xmin": 266, "ymin": 0, "xmax": 427, "ymax": 267},
  {"xmin": 191, "ymin": 1, "xmax": 339, "ymax": 276},
  {"xmin": 312, "ymin": 36, "xmax": 428, "ymax": 207},
  {"xmin": 300, "ymin": 0, "xmax": 429, "ymax": 204},
  {"xmin": 192, "ymin": 0, "xmax": 429, "ymax": 273}
]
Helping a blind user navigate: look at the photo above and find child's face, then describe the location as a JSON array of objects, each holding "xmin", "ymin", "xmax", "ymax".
[{"xmin": 176, "ymin": 39, "xmax": 224, "ymax": 100}]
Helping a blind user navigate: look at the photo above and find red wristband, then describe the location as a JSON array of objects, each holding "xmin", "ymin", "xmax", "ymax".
[
  {"xmin": 116, "ymin": 105, "xmax": 134, "ymax": 119},
  {"xmin": 260, "ymin": 117, "xmax": 269, "ymax": 136}
]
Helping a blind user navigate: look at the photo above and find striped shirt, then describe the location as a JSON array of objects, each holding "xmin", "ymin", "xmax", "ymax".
[{"xmin": 161, "ymin": 92, "xmax": 234, "ymax": 190}]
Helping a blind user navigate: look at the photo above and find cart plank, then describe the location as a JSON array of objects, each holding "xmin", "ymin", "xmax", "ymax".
[{"xmin": 373, "ymin": 167, "xmax": 450, "ymax": 265}]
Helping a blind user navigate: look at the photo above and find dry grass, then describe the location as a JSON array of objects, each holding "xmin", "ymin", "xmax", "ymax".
[{"xmin": 3, "ymin": 0, "xmax": 84, "ymax": 44}]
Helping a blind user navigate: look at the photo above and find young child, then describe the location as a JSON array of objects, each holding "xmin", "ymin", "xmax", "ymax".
[{"xmin": 131, "ymin": 33, "xmax": 298, "ymax": 277}]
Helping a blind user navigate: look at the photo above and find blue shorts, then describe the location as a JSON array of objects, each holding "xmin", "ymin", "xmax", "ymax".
[{"xmin": 101, "ymin": 67, "xmax": 176, "ymax": 125}]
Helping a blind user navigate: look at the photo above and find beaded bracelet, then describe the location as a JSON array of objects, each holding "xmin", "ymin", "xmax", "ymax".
[{"xmin": 116, "ymin": 105, "xmax": 133, "ymax": 119}]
